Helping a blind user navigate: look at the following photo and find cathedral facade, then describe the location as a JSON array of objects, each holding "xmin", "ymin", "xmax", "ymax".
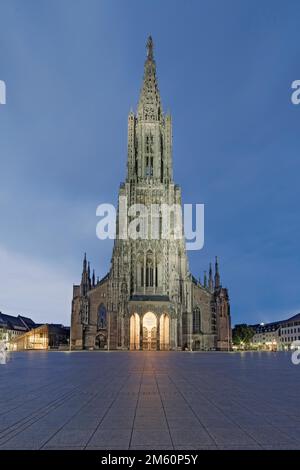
[{"xmin": 70, "ymin": 38, "xmax": 231, "ymax": 351}]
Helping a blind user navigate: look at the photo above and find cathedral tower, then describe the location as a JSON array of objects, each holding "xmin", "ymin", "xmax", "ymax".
[{"xmin": 70, "ymin": 37, "xmax": 232, "ymax": 351}]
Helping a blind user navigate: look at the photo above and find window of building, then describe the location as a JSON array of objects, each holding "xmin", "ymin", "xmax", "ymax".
[
  {"xmin": 97, "ymin": 304, "xmax": 107, "ymax": 329},
  {"xmin": 141, "ymin": 266, "xmax": 144, "ymax": 287},
  {"xmin": 146, "ymin": 262, "xmax": 153, "ymax": 287},
  {"xmin": 145, "ymin": 134, "xmax": 154, "ymax": 177},
  {"xmin": 193, "ymin": 308, "xmax": 201, "ymax": 334}
]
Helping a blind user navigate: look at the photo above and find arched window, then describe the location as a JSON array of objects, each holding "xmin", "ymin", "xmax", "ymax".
[
  {"xmin": 146, "ymin": 260, "xmax": 153, "ymax": 287},
  {"xmin": 141, "ymin": 266, "xmax": 144, "ymax": 287},
  {"xmin": 97, "ymin": 304, "xmax": 107, "ymax": 330},
  {"xmin": 170, "ymin": 211, "xmax": 174, "ymax": 236},
  {"xmin": 145, "ymin": 133, "xmax": 154, "ymax": 177},
  {"xmin": 193, "ymin": 307, "xmax": 201, "ymax": 334},
  {"xmin": 137, "ymin": 253, "xmax": 144, "ymax": 288},
  {"xmin": 159, "ymin": 213, "xmax": 162, "ymax": 239}
]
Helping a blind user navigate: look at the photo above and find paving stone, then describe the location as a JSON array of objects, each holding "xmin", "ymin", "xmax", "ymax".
[
  {"xmin": 241, "ymin": 424, "xmax": 299, "ymax": 446},
  {"xmin": 43, "ymin": 429, "xmax": 93, "ymax": 447},
  {"xmin": 131, "ymin": 429, "xmax": 172, "ymax": 447},
  {"xmin": 87, "ymin": 428, "xmax": 132, "ymax": 448},
  {"xmin": 1, "ymin": 351, "xmax": 299, "ymax": 449},
  {"xmin": 170, "ymin": 427, "xmax": 215, "ymax": 446},
  {"xmin": 207, "ymin": 426, "xmax": 258, "ymax": 446}
]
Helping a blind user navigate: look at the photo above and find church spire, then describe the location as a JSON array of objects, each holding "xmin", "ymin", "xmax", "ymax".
[
  {"xmin": 147, "ymin": 35, "xmax": 154, "ymax": 60},
  {"xmin": 215, "ymin": 256, "xmax": 220, "ymax": 289},
  {"xmin": 83, "ymin": 252, "xmax": 87, "ymax": 272},
  {"xmin": 126, "ymin": 37, "xmax": 173, "ymax": 183},
  {"xmin": 87, "ymin": 262, "xmax": 91, "ymax": 290},
  {"xmin": 208, "ymin": 263, "xmax": 214, "ymax": 291},
  {"xmin": 81, "ymin": 253, "xmax": 90, "ymax": 296},
  {"xmin": 137, "ymin": 36, "xmax": 162, "ymax": 121},
  {"xmin": 203, "ymin": 271, "xmax": 207, "ymax": 288}
]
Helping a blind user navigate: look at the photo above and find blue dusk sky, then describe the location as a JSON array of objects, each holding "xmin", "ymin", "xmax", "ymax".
[{"xmin": 0, "ymin": 0, "xmax": 300, "ymax": 326}]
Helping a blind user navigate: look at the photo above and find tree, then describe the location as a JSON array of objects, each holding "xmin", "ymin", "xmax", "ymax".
[{"xmin": 232, "ymin": 324, "xmax": 255, "ymax": 347}]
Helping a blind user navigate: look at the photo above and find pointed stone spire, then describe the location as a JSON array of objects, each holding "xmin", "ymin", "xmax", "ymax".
[
  {"xmin": 81, "ymin": 253, "xmax": 90, "ymax": 296},
  {"xmin": 203, "ymin": 271, "xmax": 207, "ymax": 288},
  {"xmin": 87, "ymin": 262, "xmax": 91, "ymax": 289},
  {"xmin": 138, "ymin": 36, "xmax": 162, "ymax": 121},
  {"xmin": 208, "ymin": 263, "xmax": 214, "ymax": 291},
  {"xmin": 83, "ymin": 252, "xmax": 87, "ymax": 272},
  {"xmin": 147, "ymin": 35, "xmax": 154, "ymax": 59},
  {"xmin": 215, "ymin": 256, "xmax": 220, "ymax": 289},
  {"xmin": 92, "ymin": 269, "xmax": 95, "ymax": 288}
]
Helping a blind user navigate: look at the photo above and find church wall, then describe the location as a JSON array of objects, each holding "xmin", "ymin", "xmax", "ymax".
[
  {"xmin": 191, "ymin": 282, "xmax": 213, "ymax": 334},
  {"xmin": 87, "ymin": 279, "xmax": 109, "ymax": 329},
  {"xmin": 216, "ymin": 288, "xmax": 232, "ymax": 351},
  {"xmin": 86, "ymin": 278, "xmax": 110, "ymax": 349},
  {"xmin": 70, "ymin": 294, "xmax": 83, "ymax": 349},
  {"xmin": 191, "ymin": 282, "xmax": 216, "ymax": 350}
]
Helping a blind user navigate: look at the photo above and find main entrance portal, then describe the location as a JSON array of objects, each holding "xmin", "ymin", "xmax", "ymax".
[
  {"xmin": 142, "ymin": 312, "xmax": 157, "ymax": 350},
  {"xmin": 129, "ymin": 311, "xmax": 170, "ymax": 351}
]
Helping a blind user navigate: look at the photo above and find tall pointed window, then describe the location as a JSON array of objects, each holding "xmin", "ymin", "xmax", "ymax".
[
  {"xmin": 145, "ymin": 134, "xmax": 154, "ymax": 177},
  {"xmin": 97, "ymin": 304, "xmax": 107, "ymax": 330},
  {"xmin": 193, "ymin": 308, "xmax": 201, "ymax": 334},
  {"xmin": 145, "ymin": 252, "xmax": 154, "ymax": 287},
  {"xmin": 146, "ymin": 262, "xmax": 153, "ymax": 287}
]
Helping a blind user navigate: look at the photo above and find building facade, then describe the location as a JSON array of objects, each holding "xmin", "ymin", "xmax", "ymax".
[
  {"xmin": 71, "ymin": 37, "xmax": 231, "ymax": 351},
  {"xmin": 0, "ymin": 312, "xmax": 36, "ymax": 350},
  {"xmin": 251, "ymin": 313, "xmax": 300, "ymax": 351},
  {"xmin": 11, "ymin": 324, "xmax": 70, "ymax": 351},
  {"xmin": 251, "ymin": 322, "xmax": 280, "ymax": 351}
]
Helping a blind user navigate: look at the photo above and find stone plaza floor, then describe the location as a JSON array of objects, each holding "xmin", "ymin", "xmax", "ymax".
[{"xmin": 0, "ymin": 351, "xmax": 299, "ymax": 450}]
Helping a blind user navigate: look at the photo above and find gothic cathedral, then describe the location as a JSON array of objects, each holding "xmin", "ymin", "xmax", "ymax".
[{"xmin": 70, "ymin": 38, "xmax": 231, "ymax": 351}]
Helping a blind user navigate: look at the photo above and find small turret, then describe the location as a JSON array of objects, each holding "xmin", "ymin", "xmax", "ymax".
[
  {"xmin": 80, "ymin": 253, "xmax": 91, "ymax": 296},
  {"xmin": 208, "ymin": 263, "xmax": 214, "ymax": 291},
  {"xmin": 203, "ymin": 271, "xmax": 207, "ymax": 288},
  {"xmin": 215, "ymin": 256, "xmax": 220, "ymax": 289}
]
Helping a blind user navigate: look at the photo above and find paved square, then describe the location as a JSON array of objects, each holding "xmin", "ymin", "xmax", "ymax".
[{"xmin": 0, "ymin": 351, "xmax": 300, "ymax": 449}]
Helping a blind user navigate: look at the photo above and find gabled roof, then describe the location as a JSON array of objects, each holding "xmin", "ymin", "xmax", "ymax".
[
  {"xmin": 0, "ymin": 312, "xmax": 36, "ymax": 332},
  {"xmin": 98, "ymin": 272, "xmax": 109, "ymax": 285},
  {"xmin": 285, "ymin": 313, "xmax": 300, "ymax": 323},
  {"xmin": 19, "ymin": 315, "xmax": 36, "ymax": 330},
  {"xmin": 251, "ymin": 312, "xmax": 300, "ymax": 333}
]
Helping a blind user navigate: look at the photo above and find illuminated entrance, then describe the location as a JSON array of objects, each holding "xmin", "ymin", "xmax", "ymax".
[
  {"xmin": 142, "ymin": 312, "xmax": 157, "ymax": 350},
  {"xmin": 130, "ymin": 313, "xmax": 140, "ymax": 350},
  {"xmin": 160, "ymin": 313, "xmax": 170, "ymax": 350}
]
